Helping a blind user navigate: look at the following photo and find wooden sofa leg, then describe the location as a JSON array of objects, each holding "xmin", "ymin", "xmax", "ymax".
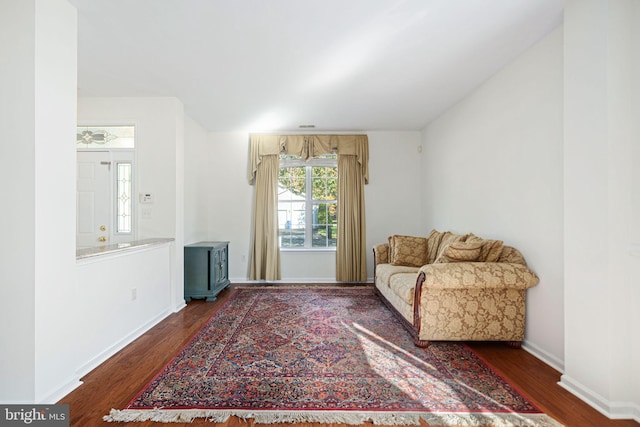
[
  {"xmin": 414, "ymin": 339, "xmax": 431, "ymax": 348},
  {"xmin": 506, "ymin": 341, "xmax": 522, "ymax": 349}
]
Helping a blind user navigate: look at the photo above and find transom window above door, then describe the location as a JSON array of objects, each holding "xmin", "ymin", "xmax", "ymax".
[{"xmin": 77, "ymin": 125, "xmax": 135, "ymax": 148}]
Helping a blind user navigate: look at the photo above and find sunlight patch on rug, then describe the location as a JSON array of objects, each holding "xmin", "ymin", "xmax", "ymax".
[{"xmin": 105, "ymin": 287, "xmax": 562, "ymax": 426}]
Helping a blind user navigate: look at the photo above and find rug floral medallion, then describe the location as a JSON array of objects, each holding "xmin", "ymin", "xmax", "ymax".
[{"xmin": 105, "ymin": 286, "xmax": 562, "ymax": 426}]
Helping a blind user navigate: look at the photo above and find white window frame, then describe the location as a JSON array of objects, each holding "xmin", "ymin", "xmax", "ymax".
[{"xmin": 279, "ymin": 155, "xmax": 337, "ymax": 251}]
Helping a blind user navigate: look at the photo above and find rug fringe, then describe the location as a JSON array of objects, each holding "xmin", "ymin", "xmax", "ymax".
[
  {"xmin": 420, "ymin": 413, "xmax": 564, "ymax": 427},
  {"xmin": 104, "ymin": 409, "xmax": 563, "ymax": 426}
]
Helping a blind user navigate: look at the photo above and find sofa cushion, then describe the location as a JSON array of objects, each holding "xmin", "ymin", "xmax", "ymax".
[
  {"xmin": 388, "ymin": 235, "xmax": 428, "ymax": 267},
  {"xmin": 466, "ymin": 234, "xmax": 504, "ymax": 262},
  {"xmin": 426, "ymin": 229, "xmax": 445, "ymax": 264},
  {"xmin": 435, "ymin": 241, "xmax": 483, "ymax": 263},
  {"xmin": 498, "ymin": 246, "xmax": 527, "ymax": 266},
  {"xmin": 389, "ymin": 273, "xmax": 418, "ymax": 305},
  {"xmin": 376, "ymin": 263, "xmax": 420, "ymax": 287},
  {"xmin": 434, "ymin": 231, "xmax": 468, "ymax": 261}
]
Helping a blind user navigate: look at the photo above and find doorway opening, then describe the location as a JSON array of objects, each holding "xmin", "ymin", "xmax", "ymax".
[{"xmin": 76, "ymin": 125, "xmax": 135, "ymax": 248}]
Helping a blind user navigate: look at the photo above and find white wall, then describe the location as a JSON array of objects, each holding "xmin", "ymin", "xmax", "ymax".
[
  {"xmin": 174, "ymin": 110, "xmax": 185, "ymax": 309},
  {"xmin": 633, "ymin": 1, "xmax": 640, "ymax": 413},
  {"xmin": 78, "ymin": 97, "xmax": 186, "ymax": 311},
  {"xmin": 74, "ymin": 244, "xmax": 173, "ymax": 378},
  {"xmin": 33, "ymin": 0, "xmax": 78, "ymax": 403},
  {"xmin": 562, "ymin": 0, "xmax": 640, "ymax": 421},
  {"xmin": 0, "ymin": 4, "xmax": 184, "ymax": 405},
  {"xmin": 365, "ymin": 131, "xmax": 424, "ymax": 278},
  {"xmin": 78, "ymin": 98, "xmax": 183, "ymax": 240},
  {"xmin": 184, "ymin": 115, "xmax": 209, "ymax": 244},
  {"xmin": 207, "ymin": 131, "xmax": 423, "ymax": 282},
  {"xmin": 421, "ymin": 27, "xmax": 564, "ymax": 368},
  {"xmin": 0, "ymin": 0, "xmax": 38, "ymax": 403},
  {"xmin": 0, "ymin": 0, "xmax": 77, "ymax": 403},
  {"xmin": 207, "ymin": 132, "xmax": 254, "ymax": 280}
]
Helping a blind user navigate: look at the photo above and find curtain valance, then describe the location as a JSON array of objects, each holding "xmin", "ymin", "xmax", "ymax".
[{"xmin": 248, "ymin": 134, "xmax": 369, "ymax": 185}]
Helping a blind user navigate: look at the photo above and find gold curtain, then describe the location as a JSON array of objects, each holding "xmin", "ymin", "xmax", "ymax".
[
  {"xmin": 248, "ymin": 134, "xmax": 368, "ymax": 281},
  {"xmin": 249, "ymin": 134, "xmax": 368, "ymax": 182},
  {"xmin": 249, "ymin": 153, "xmax": 281, "ymax": 281},
  {"xmin": 336, "ymin": 154, "xmax": 367, "ymax": 281}
]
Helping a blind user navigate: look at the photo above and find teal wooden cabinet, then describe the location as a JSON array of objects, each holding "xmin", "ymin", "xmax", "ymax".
[{"xmin": 184, "ymin": 241, "xmax": 230, "ymax": 301}]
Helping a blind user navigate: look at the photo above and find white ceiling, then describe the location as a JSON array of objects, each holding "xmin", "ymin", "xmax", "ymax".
[{"xmin": 69, "ymin": 0, "xmax": 563, "ymax": 132}]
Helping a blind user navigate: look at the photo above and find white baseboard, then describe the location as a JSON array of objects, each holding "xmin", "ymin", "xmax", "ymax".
[
  {"xmin": 612, "ymin": 401, "xmax": 640, "ymax": 423},
  {"xmin": 522, "ymin": 340, "xmax": 564, "ymax": 373},
  {"xmin": 173, "ymin": 300, "xmax": 187, "ymax": 313},
  {"xmin": 229, "ymin": 277, "xmax": 362, "ymax": 284},
  {"xmin": 75, "ymin": 308, "xmax": 172, "ymax": 379},
  {"xmin": 559, "ymin": 374, "xmax": 640, "ymax": 422},
  {"xmin": 37, "ymin": 375, "xmax": 83, "ymax": 404}
]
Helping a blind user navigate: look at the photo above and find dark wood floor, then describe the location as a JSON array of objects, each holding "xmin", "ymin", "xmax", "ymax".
[{"xmin": 59, "ymin": 285, "xmax": 639, "ymax": 427}]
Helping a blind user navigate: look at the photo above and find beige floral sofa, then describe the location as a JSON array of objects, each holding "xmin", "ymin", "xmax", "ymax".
[{"xmin": 373, "ymin": 230, "xmax": 539, "ymax": 348}]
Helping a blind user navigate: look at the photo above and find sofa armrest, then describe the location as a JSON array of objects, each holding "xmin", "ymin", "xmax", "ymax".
[
  {"xmin": 417, "ymin": 262, "xmax": 539, "ymax": 290},
  {"xmin": 373, "ymin": 243, "xmax": 389, "ymax": 266}
]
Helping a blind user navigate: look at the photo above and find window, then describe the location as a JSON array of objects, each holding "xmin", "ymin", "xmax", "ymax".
[
  {"xmin": 115, "ymin": 162, "xmax": 132, "ymax": 233},
  {"xmin": 77, "ymin": 125, "xmax": 135, "ymax": 148},
  {"xmin": 278, "ymin": 154, "xmax": 337, "ymax": 249}
]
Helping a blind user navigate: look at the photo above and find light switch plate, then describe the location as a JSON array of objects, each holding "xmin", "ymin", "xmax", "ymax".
[{"xmin": 139, "ymin": 193, "xmax": 153, "ymax": 203}]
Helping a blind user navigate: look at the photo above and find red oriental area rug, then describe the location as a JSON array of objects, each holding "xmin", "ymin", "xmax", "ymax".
[{"xmin": 105, "ymin": 286, "xmax": 562, "ymax": 426}]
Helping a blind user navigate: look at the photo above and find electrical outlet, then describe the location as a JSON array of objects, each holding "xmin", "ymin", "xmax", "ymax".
[{"xmin": 131, "ymin": 288, "xmax": 137, "ymax": 301}]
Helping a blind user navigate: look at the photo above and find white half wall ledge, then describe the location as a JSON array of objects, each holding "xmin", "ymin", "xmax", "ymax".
[{"xmin": 559, "ymin": 374, "xmax": 640, "ymax": 423}]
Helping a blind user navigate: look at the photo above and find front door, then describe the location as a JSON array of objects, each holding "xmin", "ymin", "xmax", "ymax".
[{"xmin": 77, "ymin": 151, "xmax": 111, "ymax": 247}]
